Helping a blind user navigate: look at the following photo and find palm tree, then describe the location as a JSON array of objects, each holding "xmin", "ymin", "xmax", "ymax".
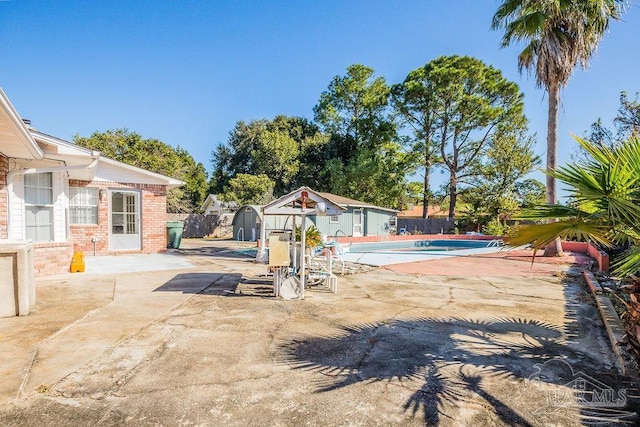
[
  {"xmin": 492, "ymin": 0, "xmax": 626, "ymax": 256},
  {"xmin": 507, "ymin": 134, "xmax": 640, "ymax": 277}
]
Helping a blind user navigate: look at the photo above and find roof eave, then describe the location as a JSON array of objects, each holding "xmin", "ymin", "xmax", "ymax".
[{"xmin": 0, "ymin": 87, "xmax": 44, "ymax": 160}]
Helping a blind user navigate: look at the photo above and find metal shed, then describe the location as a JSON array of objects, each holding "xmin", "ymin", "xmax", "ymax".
[{"xmin": 232, "ymin": 205, "xmax": 315, "ymax": 242}]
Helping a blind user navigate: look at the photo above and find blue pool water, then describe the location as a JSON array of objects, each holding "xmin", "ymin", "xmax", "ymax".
[
  {"xmin": 339, "ymin": 239, "xmax": 505, "ymax": 266},
  {"xmin": 347, "ymin": 239, "xmax": 500, "ymax": 253}
]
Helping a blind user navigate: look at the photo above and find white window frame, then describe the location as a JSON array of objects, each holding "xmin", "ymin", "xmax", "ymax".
[
  {"xmin": 24, "ymin": 172, "xmax": 54, "ymax": 242},
  {"xmin": 69, "ymin": 187, "xmax": 99, "ymax": 225},
  {"xmin": 329, "ymin": 215, "xmax": 340, "ymax": 224}
]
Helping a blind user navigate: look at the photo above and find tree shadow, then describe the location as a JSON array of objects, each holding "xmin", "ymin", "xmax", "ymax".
[{"xmin": 279, "ymin": 315, "xmax": 638, "ymax": 425}]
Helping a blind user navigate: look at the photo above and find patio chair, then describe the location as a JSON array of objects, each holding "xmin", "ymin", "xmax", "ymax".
[
  {"xmin": 313, "ymin": 242, "xmax": 345, "ymax": 276},
  {"xmin": 305, "ymin": 250, "xmax": 338, "ymax": 293}
]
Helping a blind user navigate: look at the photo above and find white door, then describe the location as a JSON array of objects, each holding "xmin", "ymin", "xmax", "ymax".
[
  {"xmin": 109, "ymin": 190, "xmax": 141, "ymax": 251},
  {"xmin": 353, "ymin": 209, "xmax": 363, "ymax": 237}
]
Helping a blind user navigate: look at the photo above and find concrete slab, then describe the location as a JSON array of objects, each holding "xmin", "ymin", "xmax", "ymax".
[
  {"xmin": 0, "ymin": 239, "xmax": 637, "ymax": 426},
  {"xmin": 83, "ymin": 252, "xmax": 195, "ymax": 274}
]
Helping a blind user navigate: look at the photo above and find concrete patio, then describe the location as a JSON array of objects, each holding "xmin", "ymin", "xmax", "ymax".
[{"xmin": 0, "ymin": 239, "xmax": 637, "ymax": 426}]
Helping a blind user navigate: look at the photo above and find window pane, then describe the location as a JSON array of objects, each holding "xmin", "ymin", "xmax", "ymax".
[
  {"xmin": 69, "ymin": 188, "xmax": 98, "ymax": 224},
  {"xmin": 24, "ymin": 173, "xmax": 52, "ymax": 205},
  {"xmin": 24, "ymin": 174, "xmax": 39, "ymax": 187},
  {"xmin": 112, "ymin": 213, "xmax": 124, "ymax": 234},
  {"xmin": 25, "ymin": 206, "xmax": 53, "ymax": 242},
  {"xmin": 39, "ymin": 172, "xmax": 52, "ymax": 188},
  {"xmin": 39, "ymin": 188, "xmax": 52, "ymax": 204},
  {"xmin": 112, "ymin": 193, "xmax": 123, "ymax": 212},
  {"xmin": 24, "ymin": 187, "xmax": 38, "ymax": 204}
]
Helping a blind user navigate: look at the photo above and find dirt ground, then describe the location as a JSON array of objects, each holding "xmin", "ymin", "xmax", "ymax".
[{"xmin": 0, "ymin": 239, "xmax": 638, "ymax": 426}]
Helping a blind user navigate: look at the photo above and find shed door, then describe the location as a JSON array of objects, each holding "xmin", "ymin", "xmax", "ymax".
[
  {"xmin": 353, "ymin": 209, "xmax": 363, "ymax": 237},
  {"xmin": 109, "ymin": 190, "xmax": 141, "ymax": 251}
]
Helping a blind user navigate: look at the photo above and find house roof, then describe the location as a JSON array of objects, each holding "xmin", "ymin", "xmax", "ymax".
[
  {"xmin": 0, "ymin": 88, "xmax": 183, "ymax": 189},
  {"xmin": 0, "ymin": 88, "xmax": 43, "ymax": 160},
  {"xmin": 201, "ymin": 194, "xmax": 220, "ymax": 211},
  {"xmin": 398, "ymin": 204, "xmax": 449, "ymax": 218},
  {"xmin": 28, "ymin": 132, "xmax": 183, "ymax": 188},
  {"xmin": 263, "ymin": 187, "xmax": 346, "ymax": 216},
  {"xmin": 318, "ymin": 192, "xmax": 398, "ymax": 214},
  {"xmin": 201, "ymin": 194, "xmax": 237, "ymax": 211}
]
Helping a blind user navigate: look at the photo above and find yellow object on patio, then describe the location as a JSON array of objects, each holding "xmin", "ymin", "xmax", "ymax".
[{"xmin": 70, "ymin": 251, "xmax": 85, "ymax": 273}]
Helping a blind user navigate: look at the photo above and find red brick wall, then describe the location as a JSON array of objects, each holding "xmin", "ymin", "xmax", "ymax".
[
  {"xmin": 33, "ymin": 241, "xmax": 74, "ymax": 277},
  {"xmin": 140, "ymin": 184, "xmax": 168, "ymax": 253},
  {"xmin": 68, "ymin": 180, "xmax": 168, "ymax": 255},
  {"xmin": 0, "ymin": 154, "xmax": 7, "ymax": 239}
]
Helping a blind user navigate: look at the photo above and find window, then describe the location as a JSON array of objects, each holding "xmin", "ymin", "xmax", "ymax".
[
  {"xmin": 24, "ymin": 172, "xmax": 54, "ymax": 242},
  {"xmin": 329, "ymin": 215, "xmax": 339, "ymax": 224},
  {"xmin": 69, "ymin": 187, "xmax": 99, "ymax": 224}
]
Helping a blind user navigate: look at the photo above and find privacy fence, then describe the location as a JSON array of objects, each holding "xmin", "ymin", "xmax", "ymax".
[
  {"xmin": 397, "ymin": 217, "xmax": 455, "ymax": 235},
  {"xmin": 166, "ymin": 213, "xmax": 234, "ymax": 238}
]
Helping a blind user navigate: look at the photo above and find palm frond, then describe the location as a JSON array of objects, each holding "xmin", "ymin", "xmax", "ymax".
[
  {"xmin": 513, "ymin": 204, "xmax": 589, "ymax": 221},
  {"xmin": 505, "ymin": 220, "xmax": 614, "ymax": 250},
  {"xmin": 613, "ymin": 245, "xmax": 640, "ymax": 278}
]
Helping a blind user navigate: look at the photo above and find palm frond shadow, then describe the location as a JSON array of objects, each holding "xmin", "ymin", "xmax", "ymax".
[{"xmin": 278, "ymin": 316, "xmax": 637, "ymax": 426}]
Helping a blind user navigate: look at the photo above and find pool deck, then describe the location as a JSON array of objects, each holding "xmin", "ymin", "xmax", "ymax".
[
  {"xmin": 341, "ymin": 246, "xmax": 504, "ymax": 266},
  {"xmin": 2, "ymin": 239, "xmax": 636, "ymax": 426}
]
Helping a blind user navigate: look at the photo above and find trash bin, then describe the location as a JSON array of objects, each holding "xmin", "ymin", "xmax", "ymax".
[{"xmin": 166, "ymin": 221, "xmax": 184, "ymax": 249}]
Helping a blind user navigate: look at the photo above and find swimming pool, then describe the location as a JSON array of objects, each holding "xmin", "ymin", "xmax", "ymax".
[
  {"xmin": 341, "ymin": 239, "xmax": 504, "ymax": 266},
  {"xmin": 347, "ymin": 239, "xmax": 500, "ymax": 253}
]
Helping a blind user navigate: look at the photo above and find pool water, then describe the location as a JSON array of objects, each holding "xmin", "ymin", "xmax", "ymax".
[{"xmin": 347, "ymin": 239, "xmax": 500, "ymax": 253}]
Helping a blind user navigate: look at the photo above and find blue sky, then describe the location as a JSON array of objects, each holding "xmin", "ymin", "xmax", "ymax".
[{"xmin": 1, "ymin": 0, "xmax": 638, "ymax": 191}]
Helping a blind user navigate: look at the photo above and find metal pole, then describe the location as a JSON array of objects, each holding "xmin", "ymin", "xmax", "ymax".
[
  {"xmin": 299, "ymin": 214, "xmax": 306, "ymax": 299},
  {"xmin": 291, "ymin": 215, "xmax": 297, "ymax": 273}
]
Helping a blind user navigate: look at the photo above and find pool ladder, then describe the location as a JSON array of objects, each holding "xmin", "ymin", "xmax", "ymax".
[{"xmin": 487, "ymin": 239, "xmax": 503, "ymax": 247}]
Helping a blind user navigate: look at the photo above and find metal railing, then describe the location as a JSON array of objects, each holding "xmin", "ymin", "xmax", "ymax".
[{"xmin": 487, "ymin": 239, "xmax": 504, "ymax": 247}]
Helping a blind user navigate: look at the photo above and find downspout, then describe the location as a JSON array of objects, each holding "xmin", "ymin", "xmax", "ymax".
[{"xmin": 6, "ymin": 158, "xmax": 99, "ymax": 240}]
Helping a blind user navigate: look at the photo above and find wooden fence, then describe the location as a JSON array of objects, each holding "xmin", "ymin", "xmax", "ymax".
[
  {"xmin": 397, "ymin": 217, "xmax": 455, "ymax": 235},
  {"xmin": 166, "ymin": 213, "xmax": 233, "ymax": 238}
]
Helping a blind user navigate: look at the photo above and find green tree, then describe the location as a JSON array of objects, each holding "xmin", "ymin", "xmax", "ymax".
[
  {"xmin": 410, "ymin": 55, "xmax": 526, "ymax": 219},
  {"xmin": 74, "ymin": 129, "xmax": 207, "ymax": 212},
  {"xmin": 492, "ymin": 0, "xmax": 626, "ymax": 255},
  {"xmin": 514, "ymin": 178, "xmax": 546, "ymax": 208},
  {"xmin": 293, "ymin": 131, "xmax": 331, "ymax": 190},
  {"xmin": 582, "ymin": 91, "xmax": 640, "ymax": 154},
  {"xmin": 314, "ymin": 64, "xmax": 410, "ymax": 207},
  {"xmin": 210, "ymin": 116, "xmax": 329, "ymax": 195},
  {"xmin": 462, "ymin": 128, "xmax": 540, "ymax": 228},
  {"xmin": 221, "ymin": 173, "xmax": 275, "ymax": 205},
  {"xmin": 615, "ymin": 90, "xmax": 640, "ymax": 135},
  {"xmin": 314, "ymin": 64, "xmax": 395, "ymax": 161},
  {"xmin": 392, "ymin": 66, "xmax": 442, "ymax": 217},
  {"xmin": 252, "ymin": 130, "xmax": 300, "ymax": 195},
  {"xmin": 406, "ymin": 181, "xmax": 428, "ymax": 206}
]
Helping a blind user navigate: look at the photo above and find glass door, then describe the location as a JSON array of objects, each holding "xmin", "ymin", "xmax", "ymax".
[{"xmin": 109, "ymin": 190, "xmax": 141, "ymax": 251}]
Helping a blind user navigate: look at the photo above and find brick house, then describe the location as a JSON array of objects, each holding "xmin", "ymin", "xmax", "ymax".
[{"xmin": 0, "ymin": 88, "xmax": 183, "ymax": 276}]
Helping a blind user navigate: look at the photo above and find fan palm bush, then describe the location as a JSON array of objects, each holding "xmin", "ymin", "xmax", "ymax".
[
  {"xmin": 295, "ymin": 225, "xmax": 322, "ymax": 250},
  {"xmin": 507, "ymin": 134, "xmax": 640, "ymax": 362},
  {"xmin": 507, "ymin": 134, "xmax": 640, "ymax": 276}
]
